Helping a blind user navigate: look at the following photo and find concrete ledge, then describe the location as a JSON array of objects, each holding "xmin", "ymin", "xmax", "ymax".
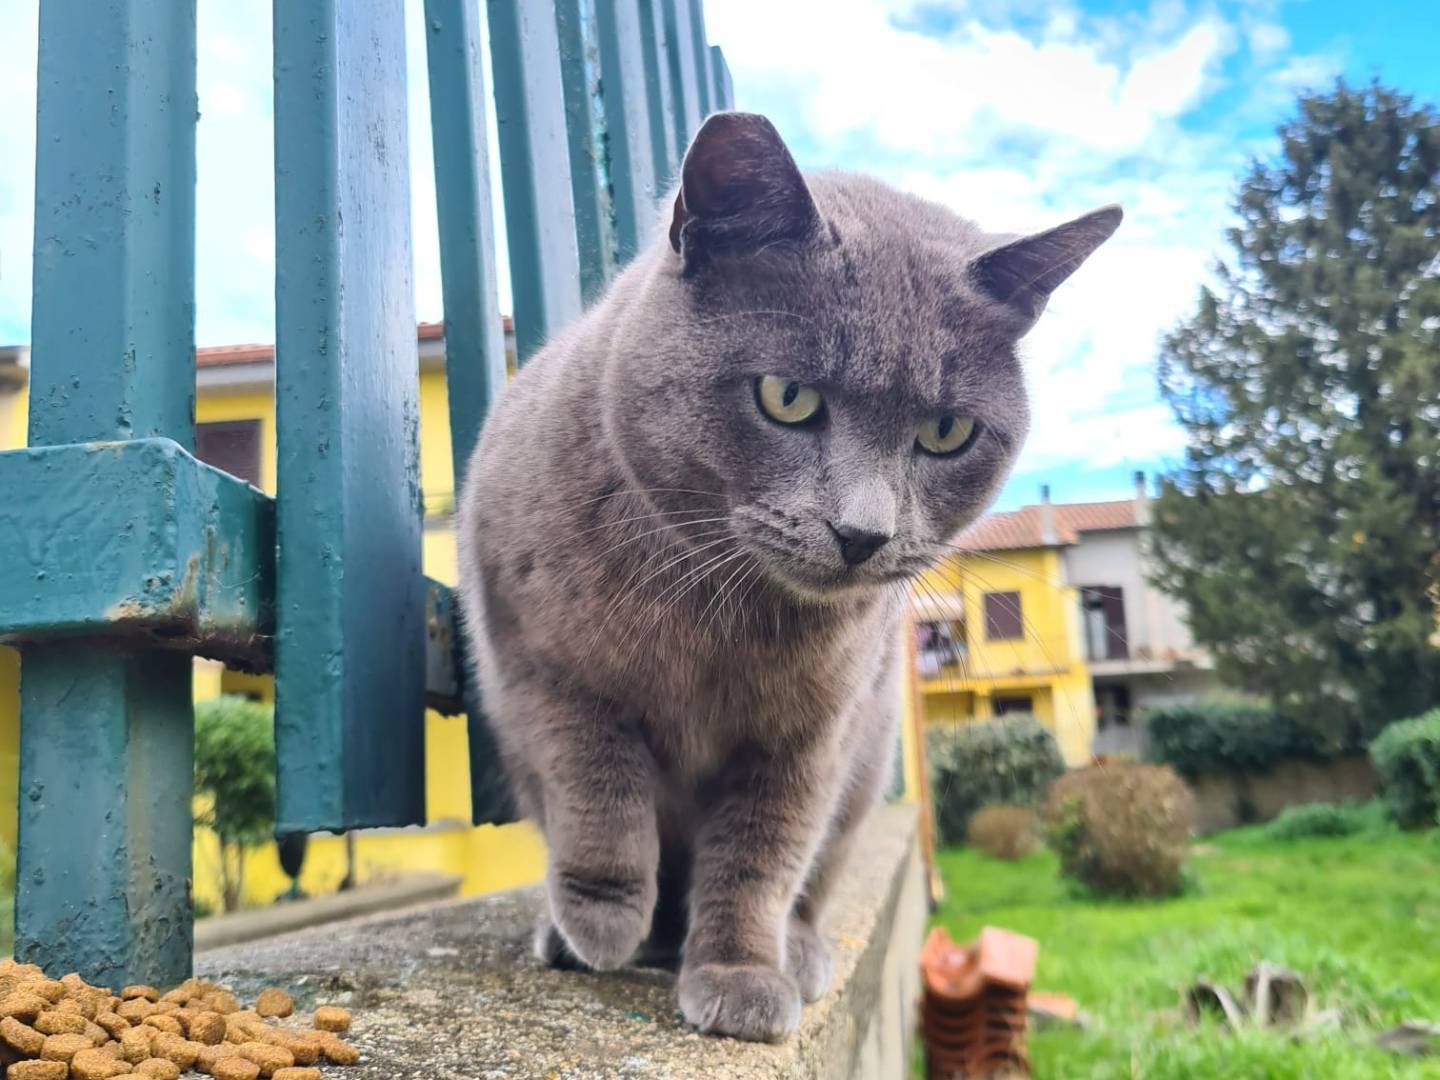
[
  {"xmin": 196, "ymin": 872, "xmax": 462, "ymax": 951},
  {"xmin": 197, "ymin": 803, "xmax": 926, "ymax": 1078}
]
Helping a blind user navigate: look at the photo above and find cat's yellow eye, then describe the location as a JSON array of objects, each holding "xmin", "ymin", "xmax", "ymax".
[
  {"xmin": 756, "ymin": 376, "xmax": 823, "ymax": 425},
  {"xmin": 916, "ymin": 414, "xmax": 976, "ymax": 456}
]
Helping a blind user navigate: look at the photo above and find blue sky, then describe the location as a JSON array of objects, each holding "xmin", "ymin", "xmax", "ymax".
[{"xmin": 1, "ymin": 0, "xmax": 1437, "ymax": 511}]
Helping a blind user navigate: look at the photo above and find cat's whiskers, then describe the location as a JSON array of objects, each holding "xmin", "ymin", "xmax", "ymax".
[
  {"xmin": 569, "ymin": 485, "xmax": 727, "ymax": 509},
  {"xmin": 690, "ymin": 308, "xmax": 818, "ymax": 328},
  {"xmin": 575, "ymin": 533, "xmax": 742, "ymax": 672},
  {"xmin": 527, "ymin": 506, "xmax": 728, "ymax": 563}
]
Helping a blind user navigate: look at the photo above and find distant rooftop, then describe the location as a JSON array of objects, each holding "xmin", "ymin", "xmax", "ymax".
[
  {"xmin": 954, "ymin": 492, "xmax": 1146, "ymax": 553},
  {"xmin": 196, "ymin": 318, "xmax": 514, "ymax": 368}
]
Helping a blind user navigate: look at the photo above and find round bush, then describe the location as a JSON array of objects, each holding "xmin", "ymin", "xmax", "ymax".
[
  {"xmin": 926, "ymin": 716, "xmax": 1065, "ymax": 847},
  {"xmin": 1370, "ymin": 709, "xmax": 1440, "ymax": 829},
  {"xmin": 966, "ymin": 805, "xmax": 1040, "ymax": 860},
  {"xmin": 1043, "ymin": 762, "xmax": 1195, "ymax": 898}
]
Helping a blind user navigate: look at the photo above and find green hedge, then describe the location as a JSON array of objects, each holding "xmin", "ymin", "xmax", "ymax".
[
  {"xmin": 926, "ymin": 716, "xmax": 1065, "ymax": 847},
  {"xmin": 1263, "ymin": 800, "xmax": 1390, "ymax": 840},
  {"xmin": 1145, "ymin": 700, "xmax": 1327, "ymax": 779},
  {"xmin": 1370, "ymin": 709, "xmax": 1440, "ymax": 829}
]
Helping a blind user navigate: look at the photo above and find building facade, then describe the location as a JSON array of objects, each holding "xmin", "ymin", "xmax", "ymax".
[{"xmin": 914, "ymin": 478, "xmax": 1219, "ymax": 763}]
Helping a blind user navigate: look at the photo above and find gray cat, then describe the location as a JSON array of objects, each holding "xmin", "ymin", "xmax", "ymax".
[{"xmin": 457, "ymin": 112, "xmax": 1118, "ymax": 1042}]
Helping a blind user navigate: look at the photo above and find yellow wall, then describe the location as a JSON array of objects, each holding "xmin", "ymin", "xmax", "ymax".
[{"xmin": 916, "ymin": 547, "xmax": 1096, "ymax": 765}]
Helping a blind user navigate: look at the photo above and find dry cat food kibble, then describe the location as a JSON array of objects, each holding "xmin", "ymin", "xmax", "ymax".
[
  {"xmin": 311, "ymin": 1006, "xmax": 350, "ymax": 1033},
  {"xmin": 38, "ymin": 1032, "xmax": 90, "ymax": 1062},
  {"xmin": 32, "ymin": 1011, "xmax": 86, "ymax": 1037},
  {"xmin": 237, "ymin": 1039, "xmax": 293, "ymax": 1075},
  {"xmin": 212, "ymin": 1057, "xmax": 262, "ymax": 1080},
  {"xmin": 6, "ymin": 1061, "xmax": 68, "ymax": 1079},
  {"xmin": 133, "ymin": 1059, "xmax": 181, "ymax": 1079},
  {"xmin": 0, "ymin": 966, "xmax": 361, "ymax": 1076},
  {"xmin": 0, "ymin": 1019, "xmax": 44, "ymax": 1057},
  {"xmin": 68, "ymin": 1047, "xmax": 127, "ymax": 1079},
  {"xmin": 253, "ymin": 990, "xmax": 293, "ymax": 1021}
]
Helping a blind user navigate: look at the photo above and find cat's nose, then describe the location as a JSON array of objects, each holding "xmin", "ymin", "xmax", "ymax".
[{"xmin": 827, "ymin": 521, "xmax": 891, "ymax": 566}]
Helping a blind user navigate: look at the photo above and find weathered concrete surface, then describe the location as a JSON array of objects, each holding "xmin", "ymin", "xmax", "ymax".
[
  {"xmin": 198, "ymin": 802, "xmax": 925, "ymax": 1079},
  {"xmin": 196, "ymin": 872, "xmax": 462, "ymax": 951}
]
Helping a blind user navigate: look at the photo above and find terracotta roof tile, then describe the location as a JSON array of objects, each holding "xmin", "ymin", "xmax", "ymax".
[
  {"xmin": 195, "ymin": 318, "xmax": 512, "ymax": 368},
  {"xmin": 953, "ymin": 499, "xmax": 1140, "ymax": 552}
]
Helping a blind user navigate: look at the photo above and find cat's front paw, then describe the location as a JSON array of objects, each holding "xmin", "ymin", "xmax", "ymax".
[
  {"xmin": 785, "ymin": 919, "xmax": 835, "ymax": 1002},
  {"xmin": 678, "ymin": 963, "xmax": 802, "ymax": 1042},
  {"xmin": 547, "ymin": 868, "xmax": 653, "ymax": 971},
  {"xmin": 533, "ymin": 914, "xmax": 585, "ymax": 969}
]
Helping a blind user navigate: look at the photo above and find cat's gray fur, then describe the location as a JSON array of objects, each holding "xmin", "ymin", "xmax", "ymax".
[{"xmin": 457, "ymin": 113, "xmax": 1119, "ymax": 1042}]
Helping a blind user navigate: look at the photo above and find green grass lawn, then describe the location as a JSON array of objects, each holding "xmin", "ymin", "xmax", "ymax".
[{"xmin": 929, "ymin": 826, "xmax": 1440, "ymax": 1078}]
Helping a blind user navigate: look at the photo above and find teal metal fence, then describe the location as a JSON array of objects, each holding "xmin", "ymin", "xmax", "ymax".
[{"xmin": 0, "ymin": 0, "xmax": 732, "ymax": 985}]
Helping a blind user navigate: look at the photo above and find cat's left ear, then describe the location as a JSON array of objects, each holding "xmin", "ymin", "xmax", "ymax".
[
  {"xmin": 669, "ymin": 112, "xmax": 819, "ymax": 273},
  {"xmin": 971, "ymin": 205, "xmax": 1123, "ymax": 331}
]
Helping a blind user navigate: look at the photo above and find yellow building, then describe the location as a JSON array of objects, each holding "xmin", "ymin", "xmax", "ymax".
[
  {"xmin": 913, "ymin": 494, "xmax": 1098, "ymax": 765},
  {"xmin": 0, "ymin": 329, "xmax": 545, "ymax": 911}
]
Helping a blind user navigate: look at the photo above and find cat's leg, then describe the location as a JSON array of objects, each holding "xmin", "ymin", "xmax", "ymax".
[
  {"xmin": 787, "ymin": 706, "xmax": 898, "ymax": 1000},
  {"xmin": 519, "ymin": 682, "xmax": 660, "ymax": 972},
  {"xmin": 678, "ymin": 742, "xmax": 835, "ymax": 1042}
]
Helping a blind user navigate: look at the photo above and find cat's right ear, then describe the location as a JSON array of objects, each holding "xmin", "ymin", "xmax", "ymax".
[{"xmin": 669, "ymin": 112, "xmax": 819, "ymax": 274}]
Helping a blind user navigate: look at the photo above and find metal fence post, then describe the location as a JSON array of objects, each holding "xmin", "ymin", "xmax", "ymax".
[{"xmin": 16, "ymin": 0, "xmax": 199, "ymax": 986}]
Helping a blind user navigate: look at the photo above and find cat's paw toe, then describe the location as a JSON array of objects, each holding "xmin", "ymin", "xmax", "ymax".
[
  {"xmin": 785, "ymin": 920, "xmax": 835, "ymax": 1002},
  {"xmin": 678, "ymin": 963, "xmax": 802, "ymax": 1043},
  {"xmin": 548, "ymin": 869, "xmax": 652, "ymax": 971},
  {"xmin": 533, "ymin": 915, "xmax": 586, "ymax": 969}
]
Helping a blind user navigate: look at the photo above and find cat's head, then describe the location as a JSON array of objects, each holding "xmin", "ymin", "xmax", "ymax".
[{"xmin": 604, "ymin": 112, "xmax": 1120, "ymax": 601}]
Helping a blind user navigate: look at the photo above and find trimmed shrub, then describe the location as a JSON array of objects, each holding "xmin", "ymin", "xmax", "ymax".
[
  {"xmin": 1146, "ymin": 700, "xmax": 1327, "ymax": 779},
  {"xmin": 1264, "ymin": 800, "xmax": 1389, "ymax": 840},
  {"xmin": 966, "ymin": 805, "xmax": 1040, "ymax": 860},
  {"xmin": 1370, "ymin": 709, "xmax": 1440, "ymax": 829},
  {"xmin": 926, "ymin": 716, "xmax": 1065, "ymax": 847},
  {"xmin": 194, "ymin": 695, "xmax": 276, "ymax": 912},
  {"xmin": 1043, "ymin": 762, "xmax": 1195, "ymax": 898}
]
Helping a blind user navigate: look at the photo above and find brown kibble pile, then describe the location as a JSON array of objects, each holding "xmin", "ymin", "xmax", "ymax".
[{"xmin": 0, "ymin": 961, "xmax": 362, "ymax": 1079}]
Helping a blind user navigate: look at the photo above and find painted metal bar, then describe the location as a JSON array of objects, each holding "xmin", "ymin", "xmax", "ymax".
[
  {"xmin": 685, "ymin": 0, "xmax": 713, "ymax": 118},
  {"xmin": 710, "ymin": 45, "xmax": 733, "ymax": 112},
  {"xmin": 660, "ymin": 0, "xmax": 703, "ymax": 154},
  {"xmin": 595, "ymin": 0, "xmax": 662, "ymax": 263},
  {"xmin": 421, "ymin": 0, "xmax": 509, "ymax": 500},
  {"xmin": 637, "ymin": 0, "xmax": 678, "ymax": 187},
  {"xmin": 488, "ymin": 0, "xmax": 584, "ymax": 362},
  {"xmin": 0, "ymin": 440, "xmax": 273, "ymax": 667},
  {"xmin": 421, "ymin": 0, "xmax": 517, "ymax": 824},
  {"xmin": 555, "ymin": 0, "xmax": 617, "ymax": 301},
  {"xmin": 17, "ymin": 0, "xmax": 198, "ymax": 985},
  {"xmin": 272, "ymin": 0, "xmax": 426, "ymax": 832}
]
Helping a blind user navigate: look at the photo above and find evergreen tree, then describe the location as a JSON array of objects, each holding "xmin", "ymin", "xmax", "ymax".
[{"xmin": 1152, "ymin": 81, "xmax": 1440, "ymax": 741}]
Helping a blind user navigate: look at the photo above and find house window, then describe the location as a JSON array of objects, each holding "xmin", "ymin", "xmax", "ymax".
[
  {"xmin": 195, "ymin": 420, "xmax": 262, "ymax": 488},
  {"xmin": 916, "ymin": 621, "xmax": 964, "ymax": 677},
  {"xmin": 983, "ymin": 590, "xmax": 1023, "ymax": 641},
  {"xmin": 1080, "ymin": 586, "xmax": 1128, "ymax": 660},
  {"xmin": 993, "ymin": 696, "xmax": 1032, "ymax": 717}
]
